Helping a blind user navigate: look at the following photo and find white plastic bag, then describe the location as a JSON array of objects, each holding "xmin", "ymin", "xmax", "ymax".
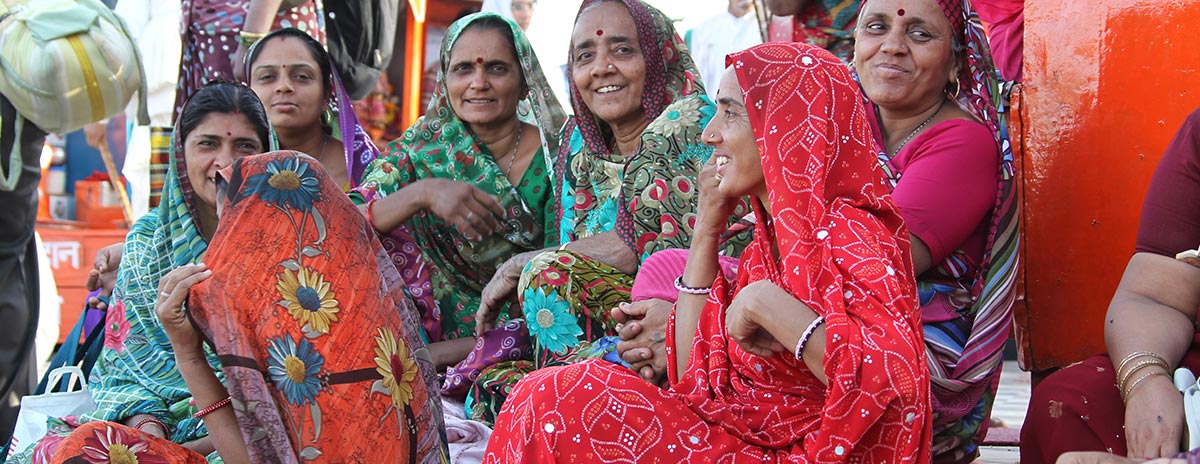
[{"xmin": 5, "ymin": 366, "xmax": 96, "ymax": 459}]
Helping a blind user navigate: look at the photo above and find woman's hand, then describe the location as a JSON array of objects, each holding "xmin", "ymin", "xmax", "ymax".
[
  {"xmin": 726, "ymin": 281, "xmax": 788, "ymax": 357},
  {"xmin": 695, "ymin": 155, "xmax": 737, "ymax": 238},
  {"xmin": 86, "ymin": 242, "xmax": 124, "ymax": 310},
  {"xmin": 475, "ymin": 253, "xmax": 530, "ymax": 335},
  {"xmin": 1124, "ymin": 374, "xmax": 1185, "ymax": 459},
  {"xmin": 416, "ymin": 179, "xmax": 505, "ymax": 241},
  {"xmin": 155, "ymin": 263, "xmax": 213, "ymax": 357},
  {"xmin": 613, "ymin": 299, "xmax": 672, "ymax": 385},
  {"xmin": 182, "ymin": 436, "xmax": 217, "ymax": 455}
]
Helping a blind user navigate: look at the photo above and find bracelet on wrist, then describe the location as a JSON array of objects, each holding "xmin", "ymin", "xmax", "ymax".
[
  {"xmin": 1117, "ymin": 358, "xmax": 1169, "ymax": 393},
  {"xmin": 133, "ymin": 416, "xmax": 169, "ymax": 436},
  {"xmin": 674, "ymin": 275, "xmax": 712, "ymax": 295},
  {"xmin": 1122, "ymin": 369, "xmax": 1168, "ymax": 402},
  {"xmin": 365, "ymin": 198, "xmax": 384, "ymax": 233},
  {"xmin": 1116, "ymin": 351, "xmax": 1168, "ymax": 374},
  {"xmin": 193, "ymin": 397, "xmax": 233, "ymax": 419},
  {"xmin": 237, "ymin": 30, "xmax": 267, "ymax": 48},
  {"xmin": 794, "ymin": 316, "xmax": 825, "ymax": 360}
]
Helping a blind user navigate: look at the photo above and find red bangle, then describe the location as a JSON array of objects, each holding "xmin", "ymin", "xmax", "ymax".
[
  {"xmin": 193, "ymin": 397, "xmax": 232, "ymax": 418},
  {"xmin": 133, "ymin": 416, "xmax": 168, "ymax": 435},
  {"xmin": 365, "ymin": 198, "xmax": 384, "ymax": 233}
]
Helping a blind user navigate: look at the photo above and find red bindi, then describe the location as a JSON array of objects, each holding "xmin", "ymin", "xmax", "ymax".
[
  {"xmin": 595, "ymin": 29, "xmax": 603, "ymax": 36},
  {"xmin": 897, "ymin": 8, "xmax": 905, "ymax": 16},
  {"xmin": 226, "ymin": 132, "xmax": 231, "ymax": 136},
  {"xmin": 476, "ymin": 57, "xmax": 483, "ymax": 64}
]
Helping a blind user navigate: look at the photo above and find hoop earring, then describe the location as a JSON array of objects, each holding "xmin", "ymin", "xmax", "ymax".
[{"xmin": 946, "ymin": 78, "xmax": 961, "ymax": 100}]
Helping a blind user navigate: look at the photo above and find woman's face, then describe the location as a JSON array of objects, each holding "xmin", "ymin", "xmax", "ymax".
[
  {"xmin": 571, "ymin": 2, "xmax": 648, "ymax": 130},
  {"xmin": 510, "ymin": 0, "xmax": 536, "ymax": 30},
  {"xmin": 853, "ymin": 0, "xmax": 958, "ymax": 113},
  {"xmin": 445, "ymin": 27, "xmax": 526, "ymax": 129},
  {"xmin": 248, "ymin": 37, "xmax": 329, "ymax": 132},
  {"xmin": 704, "ymin": 67, "xmax": 764, "ymax": 199},
  {"xmin": 184, "ymin": 112, "xmax": 265, "ymax": 209}
]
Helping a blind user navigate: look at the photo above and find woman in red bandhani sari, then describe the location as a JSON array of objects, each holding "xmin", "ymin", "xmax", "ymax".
[{"xmin": 483, "ymin": 42, "xmax": 932, "ymax": 463}]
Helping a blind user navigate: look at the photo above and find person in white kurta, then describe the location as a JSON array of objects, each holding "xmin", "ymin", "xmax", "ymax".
[
  {"xmin": 687, "ymin": 0, "xmax": 763, "ymax": 101},
  {"xmin": 114, "ymin": 0, "xmax": 182, "ymax": 220}
]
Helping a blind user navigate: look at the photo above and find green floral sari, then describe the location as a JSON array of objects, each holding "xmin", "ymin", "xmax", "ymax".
[{"xmin": 352, "ymin": 13, "xmax": 566, "ymax": 342}]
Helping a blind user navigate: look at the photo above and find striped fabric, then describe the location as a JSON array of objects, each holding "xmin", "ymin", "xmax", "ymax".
[
  {"xmin": 921, "ymin": 1, "xmax": 1022, "ymax": 461},
  {"xmin": 860, "ymin": 0, "xmax": 1021, "ymax": 461},
  {"xmin": 147, "ymin": 126, "xmax": 171, "ymax": 208}
]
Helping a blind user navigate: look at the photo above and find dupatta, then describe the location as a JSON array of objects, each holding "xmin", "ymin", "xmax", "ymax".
[
  {"xmin": 667, "ymin": 42, "xmax": 931, "ymax": 462},
  {"xmin": 352, "ymin": 13, "xmax": 566, "ymax": 341},
  {"xmin": 82, "ymin": 98, "xmax": 222, "ymax": 445},
  {"xmin": 188, "ymin": 151, "xmax": 446, "ymax": 462},
  {"xmin": 557, "ymin": 0, "xmax": 724, "ymax": 262},
  {"xmin": 860, "ymin": 0, "xmax": 1021, "ymax": 457},
  {"xmin": 243, "ymin": 28, "xmax": 381, "ymax": 189}
]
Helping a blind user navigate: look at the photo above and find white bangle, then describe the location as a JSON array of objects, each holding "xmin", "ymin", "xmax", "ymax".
[
  {"xmin": 794, "ymin": 316, "xmax": 825, "ymax": 360},
  {"xmin": 673, "ymin": 275, "xmax": 712, "ymax": 295}
]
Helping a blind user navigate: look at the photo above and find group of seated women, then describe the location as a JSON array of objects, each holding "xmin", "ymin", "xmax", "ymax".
[{"xmin": 6, "ymin": 0, "xmax": 1025, "ymax": 462}]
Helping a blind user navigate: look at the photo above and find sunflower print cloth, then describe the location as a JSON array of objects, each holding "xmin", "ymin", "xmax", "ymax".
[
  {"xmin": 42, "ymin": 421, "xmax": 210, "ymax": 464},
  {"xmin": 186, "ymin": 151, "xmax": 447, "ymax": 462}
]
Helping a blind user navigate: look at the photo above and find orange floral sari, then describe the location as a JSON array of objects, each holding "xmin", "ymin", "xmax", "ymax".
[{"xmin": 187, "ymin": 151, "xmax": 446, "ymax": 462}]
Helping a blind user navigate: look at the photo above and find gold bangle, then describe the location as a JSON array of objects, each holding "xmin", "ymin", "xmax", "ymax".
[
  {"xmin": 237, "ymin": 30, "xmax": 267, "ymax": 48},
  {"xmin": 1118, "ymin": 358, "xmax": 1170, "ymax": 392},
  {"xmin": 1122, "ymin": 369, "xmax": 1168, "ymax": 402},
  {"xmin": 1116, "ymin": 351, "xmax": 1168, "ymax": 375}
]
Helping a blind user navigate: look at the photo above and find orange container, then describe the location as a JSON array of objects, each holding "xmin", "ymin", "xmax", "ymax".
[
  {"xmin": 74, "ymin": 180, "xmax": 127, "ymax": 229},
  {"xmin": 1017, "ymin": 0, "xmax": 1200, "ymax": 377},
  {"xmin": 38, "ymin": 227, "xmax": 129, "ymax": 344}
]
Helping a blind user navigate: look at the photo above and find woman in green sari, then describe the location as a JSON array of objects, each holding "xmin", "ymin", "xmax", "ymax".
[{"xmin": 351, "ymin": 13, "xmax": 566, "ymax": 371}]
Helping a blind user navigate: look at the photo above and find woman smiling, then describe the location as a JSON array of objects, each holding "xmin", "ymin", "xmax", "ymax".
[
  {"xmin": 466, "ymin": 0, "xmax": 744, "ymax": 425},
  {"xmin": 350, "ymin": 13, "xmax": 566, "ymax": 377}
]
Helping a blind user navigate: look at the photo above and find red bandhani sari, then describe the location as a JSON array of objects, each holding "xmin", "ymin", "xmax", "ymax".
[{"xmin": 483, "ymin": 42, "xmax": 931, "ymax": 463}]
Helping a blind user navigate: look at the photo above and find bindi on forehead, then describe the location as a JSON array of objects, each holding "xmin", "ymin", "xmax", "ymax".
[
  {"xmin": 596, "ymin": 29, "xmax": 603, "ymax": 36},
  {"xmin": 477, "ymin": 57, "xmax": 483, "ymax": 64},
  {"xmin": 897, "ymin": 8, "xmax": 905, "ymax": 16}
]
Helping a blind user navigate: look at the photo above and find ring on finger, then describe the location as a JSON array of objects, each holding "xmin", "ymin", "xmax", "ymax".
[{"xmin": 160, "ymin": 291, "xmax": 170, "ymax": 299}]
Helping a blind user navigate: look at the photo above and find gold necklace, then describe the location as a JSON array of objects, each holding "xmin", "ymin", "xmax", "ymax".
[
  {"xmin": 503, "ymin": 126, "xmax": 523, "ymax": 180},
  {"xmin": 889, "ymin": 100, "xmax": 944, "ymax": 157}
]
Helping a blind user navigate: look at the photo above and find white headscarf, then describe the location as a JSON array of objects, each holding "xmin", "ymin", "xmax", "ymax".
[{"xmin": 481, "ymin": 0, "xmax": 515, "ymax": 20}]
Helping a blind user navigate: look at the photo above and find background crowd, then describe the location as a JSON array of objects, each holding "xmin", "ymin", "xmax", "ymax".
[{"xmin": 5, "ymin": 0, "xmax": 1196, "ymax": 463}]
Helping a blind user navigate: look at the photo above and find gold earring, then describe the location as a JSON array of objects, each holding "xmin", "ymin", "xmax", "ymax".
[{"xmin": 947, "ymin": 78, "xmax": 961, "ymax": 100}]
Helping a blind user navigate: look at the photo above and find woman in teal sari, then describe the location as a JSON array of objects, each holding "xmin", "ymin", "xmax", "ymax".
[
  {"xmin": 5, "ymin": 82, "xmax": 270, "ymax": 464},
  {"xmin": 351, "ymin": 13, "xmax": 566, "ymax": 372}
]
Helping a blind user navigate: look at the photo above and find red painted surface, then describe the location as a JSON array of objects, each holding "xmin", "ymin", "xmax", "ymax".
[
  {"xmin": 1017, "ymin": 0, "xmax": 1200, "ymax": 373},
  {"xmin": 37, "ymin": 227, "xmax": 129, "ymax": 344}
]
